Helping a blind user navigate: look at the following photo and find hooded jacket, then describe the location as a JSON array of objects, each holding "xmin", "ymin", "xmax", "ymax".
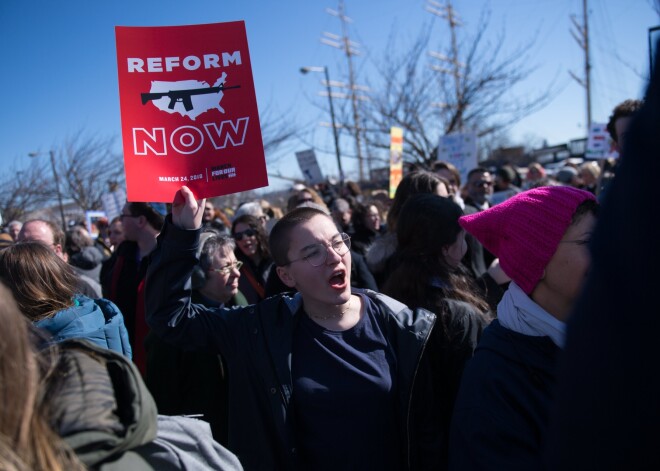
[
  {"xmin": 35, "ymin": 294, "xmax": 132, "ymax": 358},
  {"xmin": 46, "ymin": 338, "xmax": 243, "ymax": 470},
  {"xmin": 69, "ymin": 245, "xmax": 105, "ymax": 282},
  {"xmin": 146, "ymin": 218, "xmax": 440, "ymax": 471}
]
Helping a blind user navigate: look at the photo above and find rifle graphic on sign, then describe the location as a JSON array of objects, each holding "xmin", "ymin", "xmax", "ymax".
[{"xmin": 141, "ymin": 84, "xmax": 240, "ymax": 111}]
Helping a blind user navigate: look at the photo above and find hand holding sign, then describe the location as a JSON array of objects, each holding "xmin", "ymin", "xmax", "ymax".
[{"xmin": 172, "ymin": 186, "xmax": 205, "ymax": 229}]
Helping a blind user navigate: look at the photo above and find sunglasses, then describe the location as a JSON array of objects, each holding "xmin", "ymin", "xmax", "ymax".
[{"xmin": 233, "ymin": 228, "xmax": 257, "ymax": 241}]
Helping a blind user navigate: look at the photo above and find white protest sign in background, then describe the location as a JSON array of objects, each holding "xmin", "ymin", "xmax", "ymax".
[
  {"xmin": 585, "ymin": 122, "xmax": 611, "ymax": 159},
  {"xmin": 101, "ymin": 188, "xmax": 127, "ymax": 222},
  {"xmin": 295, "ymin": 149, "xmax": 325, "ymax": 185},
  {"xmin": 438, "ymin": 132, "xmax": 478, "ymax": 185}
]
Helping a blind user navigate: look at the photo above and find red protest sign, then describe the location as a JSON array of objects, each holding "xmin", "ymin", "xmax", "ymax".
[{"xmin": 115, "ymin": 22, "xmax": 267, "ymax": 202}]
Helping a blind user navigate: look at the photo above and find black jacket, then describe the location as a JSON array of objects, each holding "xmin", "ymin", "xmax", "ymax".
[
  {"xmin": 449, "ymin": 320, "xmax": 559, "ymax": 470},
  {"xmin": 146, "ymin": 217, "xmax": 440, "ymax": 470},
  {"xmin": 145, "ymin": 291, "xmax": 248, "ymax": 445},
  {"xmin": 100, "ymin": 240, "xmax": 150, "ymax": 373},
  {"xmin": 543, "ymin": 41, "xmax": 660, "ymax": 470}
]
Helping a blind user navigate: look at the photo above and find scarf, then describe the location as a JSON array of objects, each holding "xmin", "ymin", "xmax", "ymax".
[{"xmin": 497, "ymin": 281, "xmax": 566, "ymax": 348}]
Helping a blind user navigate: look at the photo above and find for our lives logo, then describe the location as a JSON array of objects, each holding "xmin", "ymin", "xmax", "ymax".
[{"xmin": 140, "ymin": 72, "xmax": 240, "ymax": 121}]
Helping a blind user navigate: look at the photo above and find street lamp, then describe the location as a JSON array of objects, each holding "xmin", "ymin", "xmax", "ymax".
[
  {"xmin": 300, "ymin": 65, "xmax": 344, "ymax": 185},
  {"xmin": 28, "ymin": 150, "xmax": 66, "ymax": 231}
]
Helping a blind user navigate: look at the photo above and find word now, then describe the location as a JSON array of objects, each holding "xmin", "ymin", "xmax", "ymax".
[
  {"xmin": 132, "ymin": 117, "xmax": 249, "ymax": 155},
  {"xmin": 127, "ymin": 52, "xmax": 242, "ymax": 73}
]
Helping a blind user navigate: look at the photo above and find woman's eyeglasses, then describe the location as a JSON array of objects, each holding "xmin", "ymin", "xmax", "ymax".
[
  {"xmin": 283, "ymin": 233, "xmax": 351, "ymax": 267},
  {"xmin": 233, "ymin": 228, "xmax": 257, "ymax": 241},
  {"xmin": 211, "ymin": 260, "xmax": 243, "ymax": 275}
]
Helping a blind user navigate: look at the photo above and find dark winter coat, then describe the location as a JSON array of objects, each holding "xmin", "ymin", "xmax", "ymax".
[
  {"xmin": 100, "ymin": 240, "xmax": 150, "ymax": 373},
  {"xmin": 146, "ymin": 217, "xmax": 441, "ymax": 471},
  {"xmin": 145, "ymin": 290, "xmax": 248, "ymax": 445},
  {"xmin": 449, "ymin": 320, "xmax": 559, "ymax": 471}
]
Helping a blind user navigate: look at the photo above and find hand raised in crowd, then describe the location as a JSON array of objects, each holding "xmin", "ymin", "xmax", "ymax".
[{"xmin": 172, "ymin": 185, "xmax": 205, "ymax": 230}]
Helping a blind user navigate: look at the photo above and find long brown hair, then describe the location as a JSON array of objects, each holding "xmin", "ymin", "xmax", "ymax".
[
  {"xmin": 0, "ymin": 242, "xmax": 78, "ymax": 321},
  {"xmin": 0, "ymin": 282, "xmax": 84, "ymax": 471},
  {"xmin": 383, "ymin": 194, "xmax": 491, "ymax": 315},
  {"xmin": 231, "ymin": 214, "xmax": 272, "ymax": 261}
]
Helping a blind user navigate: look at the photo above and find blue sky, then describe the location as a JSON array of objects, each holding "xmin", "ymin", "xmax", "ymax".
[{"xmin": 1, "ymin": 0, "xmax": 657, "ymax": 194}]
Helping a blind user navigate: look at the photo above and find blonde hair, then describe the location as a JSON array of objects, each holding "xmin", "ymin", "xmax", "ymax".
[
  {"xmin": 579, "ymin": 161, "xmax": 601, "ymax": 180},
  {"xmin": 287, "ymin": 186, "xmax": 328, "ymax": 213}
]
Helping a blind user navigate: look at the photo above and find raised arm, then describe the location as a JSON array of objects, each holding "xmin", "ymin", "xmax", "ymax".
[
  {"xmin": 145, "ymin": 186, "xmax": 242, "ymax": 359},
  {"xmin": 172, "ymin": 185, "xmax": 205, "ymax": 229}
]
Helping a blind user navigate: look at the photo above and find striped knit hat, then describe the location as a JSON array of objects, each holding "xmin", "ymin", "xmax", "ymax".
[{"xmin": 459, "ymin": 186, "xmax": 596, "ymax": 294}]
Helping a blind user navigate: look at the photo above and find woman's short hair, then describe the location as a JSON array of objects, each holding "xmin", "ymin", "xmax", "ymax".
[
  {"xmin": 269, "ymin": 207, "xmax": 331, "ymax": 266},
  {"xmin": 198, "ymin": 232, "xmax": 236, "ymax": 273}
]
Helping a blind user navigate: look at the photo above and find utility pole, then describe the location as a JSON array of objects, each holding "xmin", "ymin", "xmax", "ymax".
[
  {"xmin": 323, "ymin": 1, "xmax": 367, "ymax": 182},
  {"xmin": 569, "ymin": 0, "xmax": 592, "ymax": 130},
  {"xmin": 300, "ymin": 65, "xmax": 344, "ymax": 185},
  {"xmin": 426, "ymin": 0, "xmax": 465, "ymax": 132}
]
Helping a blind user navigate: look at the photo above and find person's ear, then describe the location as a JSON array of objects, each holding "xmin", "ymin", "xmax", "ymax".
[
  {"xmin": 54, "ymin": 245, "xmax": 68, "ymax": 262},
  {"xmin": 136, "ymin": 214, "xmax": 148, "ymax": 228},
  {"xmin": 276, "ymin": 266, "xmax": 296, "ymax": 288}
]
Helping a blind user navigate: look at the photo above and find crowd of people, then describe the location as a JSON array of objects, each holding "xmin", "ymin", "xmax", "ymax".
[{"xmin": 0, "ymin": 87, "xmax": 652, "ymax": 470}]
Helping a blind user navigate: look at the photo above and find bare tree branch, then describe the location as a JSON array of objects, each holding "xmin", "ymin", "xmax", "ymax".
[
  {"xmin": 0, "ymin": 159, "xmax": 53, "ymax": 222},
  {"xmin": 259, "ymin": 103, "xmax": 299, "ymax": 164},
  {"xmin": 56, "ymin": 131, "xmax": 125, "ymax": 212},
  {"xmin": 360, "ymin": 8, "xmax": 561, "ymax": 169}
]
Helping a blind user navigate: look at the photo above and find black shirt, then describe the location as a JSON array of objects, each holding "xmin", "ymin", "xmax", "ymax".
[{"xmin": 292, "ymin": 294, "xmax": 401, "ymax": 470}]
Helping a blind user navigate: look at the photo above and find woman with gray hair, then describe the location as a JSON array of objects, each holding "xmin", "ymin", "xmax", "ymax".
[{"xmin": 146, "ymin": 229, "xmax": 247, "ymax": 445}]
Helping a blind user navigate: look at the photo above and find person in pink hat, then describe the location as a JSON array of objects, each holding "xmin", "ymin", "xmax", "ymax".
[{"xmin": 448, "ymin": 185, "xmax": 598, "ymax": 470}]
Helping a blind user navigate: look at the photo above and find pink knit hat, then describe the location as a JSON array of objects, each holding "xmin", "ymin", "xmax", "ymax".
[{"xmin": 459, "ymin": 186, "xmax": 596, "ymax": 294}]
